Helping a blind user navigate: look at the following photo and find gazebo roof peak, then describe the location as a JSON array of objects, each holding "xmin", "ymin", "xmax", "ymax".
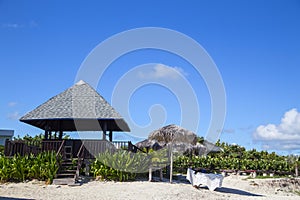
[{"xmin": 75, "ymin": 80, "xmax": 86, "ymax": 85}]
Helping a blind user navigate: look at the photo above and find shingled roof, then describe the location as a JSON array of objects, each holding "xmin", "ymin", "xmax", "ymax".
[{"xmin": 20, "ymin": 80, "xmax": 130, "ymax": 132}]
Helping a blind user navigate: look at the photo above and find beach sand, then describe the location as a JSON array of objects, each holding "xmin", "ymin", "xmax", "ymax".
[{"xmin": 0, "ymin": 175, "xmax": 299, "ymax": 200}]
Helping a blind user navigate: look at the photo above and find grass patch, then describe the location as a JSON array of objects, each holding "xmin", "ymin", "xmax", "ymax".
[
  {"xmin": 246, "ymin": 175, "xmax": 289, "ymax": 179},
  {"xmin": 294, "ymin": 191, "xmax": 300, "ymax": 196},
  {"xmin": 0, "ymin": 145, "xmax": 4, "ymax": 154}
]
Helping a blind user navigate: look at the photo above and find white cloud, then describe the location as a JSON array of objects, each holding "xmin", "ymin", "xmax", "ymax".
[
  {"xmin": 7, "ymin": 111, "xmax": 20, "ymax": 120},
  {"xmin": 138, "ymin": 64, "xmax": 187, "ymax": 80},
  {"xmin": 253, "ymin": 108, "xmax": 300, "ymax": 151}
]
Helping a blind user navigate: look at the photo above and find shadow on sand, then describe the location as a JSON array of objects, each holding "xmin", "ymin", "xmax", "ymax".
[
  {"xmin": 0, "ymin": 197, "xmax": 34, "ymax": 200},
  {"xmin": 215, "ymin": 187, "xmax": 264, "ymax": 197}
]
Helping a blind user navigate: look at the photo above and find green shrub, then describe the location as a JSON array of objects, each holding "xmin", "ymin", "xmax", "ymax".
[
  {"xmin": 91, "ymin": 150, "xmax": 150, "ymax": 182},
  {"xmin": 173, "ymin": 142, "xmax": 295, "ymax": 175},
  {"xmin": 0, "ymin": 151, "xmax": 59, "ymax": 183}
]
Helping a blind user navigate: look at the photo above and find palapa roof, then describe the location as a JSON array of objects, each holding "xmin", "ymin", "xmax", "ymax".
[
  {"xmin": 148, "ymin": 124, "xmax": 197, "ymax": 145},
  {"xmin": 20, "ymin": 80, "xmax": 130, "ymax": 132},
  {"xmin": 137, "ymin": 124, "xmax": 222, "ymax": 155}
]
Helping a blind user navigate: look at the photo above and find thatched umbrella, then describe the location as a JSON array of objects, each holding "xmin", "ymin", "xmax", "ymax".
[
  {"xmin": 147, "ymin": 124, "xmax": 198, "ymax": 183},
  {"xmin": 148, "ymin": 124, "xmax": 197, "ymax": 146}
]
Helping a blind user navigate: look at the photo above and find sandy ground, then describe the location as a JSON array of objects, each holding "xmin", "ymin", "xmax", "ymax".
[{"xmin": 0, "ymin": 175, "xmax": 299, "ymax": 200}]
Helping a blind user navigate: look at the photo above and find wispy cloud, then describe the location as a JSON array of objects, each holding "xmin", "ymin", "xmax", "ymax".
[
  {"xmin": 138, "ymin": 64, "xmax": 188, "ymax": 80},
  {"xmin": 2, "ymin": 23, "xmax": 23, "ymax": 29},
  {"xmin": 29, "ymin": 20, "xmax": 38, "ymax": 28},
  {"xmin": 7, "ymin": 111, "xmax": 20, "ymax": 120},
  {"xmin": 253, "ymin": 108, "xmax": 300, "ymax": 151},
  {"xmin": 8, "ymin": 102, "xmax": 17, "ymax": 107},
  {"xmin": 239, "ymin": 125, "xmax": 254, "ymax": 131},
  {"xmin": 222, "ymin": 128, "xmax": 235, "ymax": 134},
  {"xmin": 2, "ymin": 20, "xmax": 38, "ymax": 29}
]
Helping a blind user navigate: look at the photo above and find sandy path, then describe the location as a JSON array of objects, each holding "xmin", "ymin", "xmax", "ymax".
[{"xmin": 0, "ymin": 176, "xmax": 299, "ymax": 200}]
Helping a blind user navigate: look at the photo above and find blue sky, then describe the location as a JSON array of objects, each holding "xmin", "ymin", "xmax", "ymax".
[{"xmin": 1, "ymin": 0, "xmax": 300, "ymax": 155}]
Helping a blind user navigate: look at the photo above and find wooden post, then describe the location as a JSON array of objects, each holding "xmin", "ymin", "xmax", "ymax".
[
  {"xmin": 109, "ymin": 130, "xmax": 113, "ymax": 142},
  {"xmin": 296, "ymin": 162, "xmax": 299, "ymax": 177},
  {"xmin": 59, "ymin": 131, "xmax": 63, "ymax": 140},
  {"xmin": 159, "ymin": 168, "xmax": 163, "ymax": 181},
  {"xmin": 102, "ymin": 122, "xmax": 107, "ymax": 140},
  {"xmin": 45, "ymin": 130, "xmax": 48, "ymax": 140},
  {"xmin": 149, "ymin": 166, "xmax": 152, "ymax": 181},
  {"xmin": 58, "ymin": 121, "xmax": 63, "ymax": 139},
  {"xmin": 170, "ymin": 145, "xmax": 173, "ymax": 183}
]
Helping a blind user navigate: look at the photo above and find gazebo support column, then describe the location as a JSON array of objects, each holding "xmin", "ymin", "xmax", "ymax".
[
  {"xmin": 109, "ymin": 131, "xmax": 113, "ymax": 142},
  {"xmin": 59, "ymin": 131, "xmax": 63, "ymax": 140},
  {"xmin": 44, "ymin": 124, "xmax": 50, "ymax": 140},
  {"xmin": 45, "ymin": 130, "xmax": 49, "ymax": 140},
  {"xmin": 102, "ymin": 122, "xmax": 107, "ymax": 140},
  {"xmin": 102, "ymin": 131, "xmax": 106, "ymax": 140}
]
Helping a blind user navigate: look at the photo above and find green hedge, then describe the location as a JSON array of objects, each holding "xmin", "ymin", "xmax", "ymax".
[{"xmin": 173, "ymin": 155, "xmax": 292, "ymax": 174}]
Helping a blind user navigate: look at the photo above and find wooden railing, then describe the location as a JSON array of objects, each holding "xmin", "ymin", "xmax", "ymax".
[
  {"xmin": 82, "ymin": 140, "xmax": 116, "ymax": 159},
  {"xmin": 76, "ymin": 142, "xmax": 85, "ymax": 178},
  {"xmin": 112, "ymin": 141, "xmax": 130, "ymax": 149},
  {"xmin": 42, "ymin": 140, "xmax": 63, "ymax": 152},
  {"xmin": 112, "ymin": 141, "xmax": 145, "ymax": 153},
  {"xmin": 4, "ymin": 139, "xmax": 145, "ymax": 158},
  {"xmin": 56, "ymin": 140, "xmax": 65, "ymax": 157},
  {"xmin": 4, "ymin": 139, "xmax": 42, "ymax": 156}
]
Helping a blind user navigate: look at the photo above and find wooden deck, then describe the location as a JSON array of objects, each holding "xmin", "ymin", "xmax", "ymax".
[{"xmin": 4, "ymin": 139, "xmax": 143, "ymax": 159}]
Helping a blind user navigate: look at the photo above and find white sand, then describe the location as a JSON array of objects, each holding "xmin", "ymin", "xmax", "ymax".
[{"xmin": 0, "ymin": 175, "xmax": 299, "ymax": 200}]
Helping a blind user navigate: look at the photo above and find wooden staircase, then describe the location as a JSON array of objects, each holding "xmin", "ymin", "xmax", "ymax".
[{"xmin": 53, "ymin": 145, "xmax": 80, "ymax": 185}]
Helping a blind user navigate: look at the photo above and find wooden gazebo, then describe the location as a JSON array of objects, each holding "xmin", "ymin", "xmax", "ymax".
[
  {"xmin": 4, "ymin": 81, "xmax": 137, "ymax": 184},
  {"xmin": 4, "ymin": 80, "xmax": 136, "ymax": 159},
  {"xmin": 20, "ymin": 80, "xmax": 130, "ymax": 141}
]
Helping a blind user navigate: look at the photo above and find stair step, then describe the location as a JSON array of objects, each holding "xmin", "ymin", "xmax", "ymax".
[
  {"xmin": 61, "ymin": 162, "xmax": 74, "ymax": 165},
  {"xmin": 57, "ymin": 172, "xmax": 76, "ymax": 175},
  {"xmin": 56, "ymin": 174, "xmax": 76, "ymax": 179},
  {"xmin": 60, "ymin": 169, "xmax": 76, "ymax": 173},
  {"xmin": 61, "ymin": 167, "xmax": 76, "ymax": 170},
  {"xmin": 62, "ymin": 158, "xmax": 78, "ymax": 162},
  {"xmin": 53, "ymin": 178, "xmax": 75, "ymax": 185},
  {"xmin": 62, "ymin": 158, "xmax": 79, "ymax": 161}
]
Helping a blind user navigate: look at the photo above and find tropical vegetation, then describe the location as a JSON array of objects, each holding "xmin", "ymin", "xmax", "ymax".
[
  {"xmin": 90, "ymin": 150, "xmax": 150, "ymax": 181},
  {"xmin": 0, "ymin": 151, "xmax": 60, "ymax": 183},
  {"xmin": 174, "ymin": 141, "xmax": 299, "ymax": 175}
]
